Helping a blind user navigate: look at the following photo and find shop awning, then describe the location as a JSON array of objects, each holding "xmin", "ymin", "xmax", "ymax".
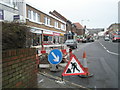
[{"xmin": 30, "ymin": 29, "xmax": 42, "ymax": 34}]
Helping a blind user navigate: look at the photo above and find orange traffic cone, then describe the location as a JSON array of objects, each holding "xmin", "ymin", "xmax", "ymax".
[
  {"xmin": 82, "ymin": 51, "xmax": 89, "ymax": 75},
  {"xmin": 78, "ymin": 51, "xmax": 93, "ymax": 78}
]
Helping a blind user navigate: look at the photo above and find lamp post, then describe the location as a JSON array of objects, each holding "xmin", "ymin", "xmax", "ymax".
[
  {"xmin": 41, "ymin": 30, "xmax": 44, "ymax": 50},
  {"xmin": 81, "ymin": 20, "xmax": 90, "ymax": 37}
]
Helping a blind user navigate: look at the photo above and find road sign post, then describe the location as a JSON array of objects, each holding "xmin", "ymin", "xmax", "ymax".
[{"xmin": 48, "ymin": 49, "xmax": 63, "ymax": 71}]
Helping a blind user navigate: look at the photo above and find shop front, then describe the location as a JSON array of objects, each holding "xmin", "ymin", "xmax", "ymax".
[
  {"xmin": 30, "ymin": 29, "xmax": 42, "ymax": 46},
  {"xmin": 43, "ymin": 31, "xmax": 53, "ymax": 45},
  {"xmin": 53, "ymin": 32, "xmax": 60, "ymax": 44},
  {"xmin": 30, "ymin": 27, "xmax": 65, "ymax": 46},
  {"xmin": 59, "ymin": 33, "xmax": 65, "ymax": 44}
]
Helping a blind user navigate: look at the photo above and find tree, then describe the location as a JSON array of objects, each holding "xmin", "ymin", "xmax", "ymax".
[{"xmin": 2, "ymin": 22, "xmax": 32, "ymax": 50}]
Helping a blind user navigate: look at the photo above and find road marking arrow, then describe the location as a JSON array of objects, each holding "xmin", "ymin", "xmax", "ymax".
[{"xmin": 51, "ymin": 52, "xmax": 59, "ymax": 62}]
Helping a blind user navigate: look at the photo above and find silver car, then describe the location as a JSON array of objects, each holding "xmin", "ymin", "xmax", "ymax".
[
  {"xmin": 104, "ymin": 37, "xmax": 109, "ymax": 41},
  {"xmin": 65, "ymin": 39, "xmax": 77, "ymax": 49}
]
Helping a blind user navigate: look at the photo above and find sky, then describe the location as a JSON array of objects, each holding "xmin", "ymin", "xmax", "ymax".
[{"xmin": 26, "ymin": 0, "xmax": 119, "ymax": 29}]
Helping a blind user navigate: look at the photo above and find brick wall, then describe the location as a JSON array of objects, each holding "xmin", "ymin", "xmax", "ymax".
[{"xmin": 2, "ymin": 48, "xmax": 38, "ymax": 88}]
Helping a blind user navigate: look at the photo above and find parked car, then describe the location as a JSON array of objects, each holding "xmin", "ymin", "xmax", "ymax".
[
  {"xmin": 77, "ymin": 38, "xmax": 80, "ymax": 43},
  {"xmin": 104, "ymin": 36, "xmax": 110, "ymax": 41},
  {"xmin": 89, "ymin": 37, "xmax": 95, "ymax": 42},
  {"xmin": 77, "ymin": 37, "xmax": 83, "ymax": 43},
  {"xmin": 82, "ymin": 38, "xmax": 87, "ymax": 43},
  {"xmin": 65, "ymin": 39, "xmax": 77, "ymax": 49},
  {"xmin": 112, "ymin": 35, "xmax": 120, "ymax": 42}
]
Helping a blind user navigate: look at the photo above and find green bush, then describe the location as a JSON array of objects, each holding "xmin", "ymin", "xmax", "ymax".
[{"xmin": 2, "ymin": 22, "xmax": 32, "ymax": 50}]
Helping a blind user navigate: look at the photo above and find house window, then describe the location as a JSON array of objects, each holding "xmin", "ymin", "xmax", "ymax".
[
  {"xmin": 61, "ymin": 24, "xmax": 66, "ymax": 31},
  {"xmin": 47, "ymin": 18, "xmax": 51, "ymax": 25},
  {"xmin": 4, "ymin": 0, "xmax": 11, "ymax": 4},
  {"xmin": 54, "ymin": 21, "xmax": 58, "ymax": 28},
  {"xmin": 33, "ymin": 11, "xmax": 36, "ymax": 21},
  {"xmin": 56, "ymin": 22, "xmax": 58, "ymax": 28},
  {"xmin": 61, "ymin": 24, "xmax": 63, "ymax": 29},
  {"xmin": 37, "ymin": 14, "xmax": 40, "ymax": 22},
  {"xmin": 0, "ymin": 10, "xmax": 4, "ymax": 20},
  {"xmin": 28, "ymin": 10, "xmax": 31, "ymax": 19},
  {"xmin": 62, "ymin": 24, "xmax": 65, "ymax": 29},
  {"xmin": 44, "ymin": 16, "xmax": 47, "ymax": 25},
  {"xmin": 13, "ymin": 0, "xmax": 18, "ymax": 7}
]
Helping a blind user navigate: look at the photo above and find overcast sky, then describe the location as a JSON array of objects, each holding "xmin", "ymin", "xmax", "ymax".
[{"xmin": 26, "ymin": 0, "xmax": 119, "ymax": 29}]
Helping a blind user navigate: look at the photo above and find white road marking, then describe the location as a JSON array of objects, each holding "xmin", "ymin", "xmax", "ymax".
[
  {"xmin": 38, "ymin": 79, "xmax": 44, "ymax": 83},
  {"xmin": 106, "ymin": 50, "xmax": 119, "ymax": 56},
  {"xmin": 94, "ymin": 86, "xmax": 97, "ymax": 90},
  {"xmin": 99, "ymin": 42, "xmax": 119, "ymax": 56},
  {"xmin": 55, "ymin": 80, "xmax": 65, "ymax": 84},
  {"xmin": 103, "ymin": 47, "xmax": 106, "ymax": 50}
]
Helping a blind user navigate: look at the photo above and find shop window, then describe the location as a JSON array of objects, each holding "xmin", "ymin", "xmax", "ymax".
[
  {"xmin": 48, "ymin": 36, "xmax": 52, "ymax": 41},
  {"xmin": 44, "ymin": 36, "xmax": 48, "ymax": 41}
]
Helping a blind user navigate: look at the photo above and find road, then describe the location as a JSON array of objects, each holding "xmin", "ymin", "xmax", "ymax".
[
  {"xmin": 71, "ymin": 38, "xmax": 118, "ymax": 88},
  {"xmin": 40, "ymin": 38, "xmax": 119, "ymax": 88}
]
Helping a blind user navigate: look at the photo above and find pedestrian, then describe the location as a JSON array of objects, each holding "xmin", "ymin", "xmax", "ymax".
[{"xmin": 53, "ymin": 39, "xmax": 55, "ymax": 44}]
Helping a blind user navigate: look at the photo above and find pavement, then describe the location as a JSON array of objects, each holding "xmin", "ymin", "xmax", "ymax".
[
  {"xmin": 37, "ymin": 65, "xmax": 90, "ymax": 89},
  {"xmin": 36, "ymin": 44, "xmax": 90, "ymax": 89}
]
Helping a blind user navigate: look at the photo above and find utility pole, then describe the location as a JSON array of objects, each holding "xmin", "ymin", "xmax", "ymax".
[{"xmin": 41, "ymin": 30, "xmax": 44, "ymax": 49}]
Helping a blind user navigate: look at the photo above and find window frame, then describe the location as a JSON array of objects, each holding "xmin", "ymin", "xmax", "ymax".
[{"xmin": 28, "ymin": 10, "xmax": 32, "ymax": 19}]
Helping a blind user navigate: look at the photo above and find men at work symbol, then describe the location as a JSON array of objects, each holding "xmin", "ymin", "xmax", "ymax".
[{"xmin": 66, "ymin": 62, "xmax": 80, "ymax": 73}]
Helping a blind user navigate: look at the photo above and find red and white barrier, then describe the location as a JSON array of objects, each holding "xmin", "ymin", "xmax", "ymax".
[{"xmin": 38, "ymin": 48, "xmax": 70, "ymax": 56}]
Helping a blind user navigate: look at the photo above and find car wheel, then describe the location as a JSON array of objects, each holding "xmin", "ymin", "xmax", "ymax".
[
  {"xmin": 73, "ymin": 46, "xmax": 75, "ymax": 49},
  {"xmin": 76, "ymin": 46, "xmax": 77, "ymax": 48}
]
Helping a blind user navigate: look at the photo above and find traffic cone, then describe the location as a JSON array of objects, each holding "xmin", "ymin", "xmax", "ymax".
[
  {"xmin": 78, "ymin": 51, "xmax": 93, "ymax": 78},
  {"xmin": 82, "ymin": 51, "xmax": 89, "ymax": 75}
]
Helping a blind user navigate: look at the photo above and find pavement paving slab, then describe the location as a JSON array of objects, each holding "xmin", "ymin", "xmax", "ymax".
[{"xmin": 37, "ymin": 68, "xmax": 90, "ymax": 89}]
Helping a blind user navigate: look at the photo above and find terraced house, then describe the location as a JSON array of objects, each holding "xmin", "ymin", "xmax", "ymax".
[
  {"xmin": 1, "ymin": 0, "xmax": 66, "ymax": 46},
  {"xmin": 25, "ymin": 3, "xmax": 66, "ymax": 46},
  {"xmin": 0, "ymin": 0, "xmax": 25, "ymax": 22}
]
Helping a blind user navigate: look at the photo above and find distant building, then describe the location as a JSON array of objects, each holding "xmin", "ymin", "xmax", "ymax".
[
  {"xmin": 49, "ymin": 10, "xmax": 77, "ymax": 40},
  {"xmin": 87, "ymin": 28, "xmax": 104, "ymax": 35},
  {"xmin": 0, "ymin": 0, "xmax": 25, "ymax": 22},
  {"xmin": 107, "ymin": 23, "xmax": 119, "ymax": 32},
  {"xmin": 73, "ymin": 22, "xmax": 84, "ymax": 35},
  {"xmin": 107, "ymin": 23, "xmax": 120, "ymax": 36}
]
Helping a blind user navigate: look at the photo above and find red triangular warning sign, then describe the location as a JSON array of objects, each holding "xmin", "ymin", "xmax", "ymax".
[{"xmin": 62, "ymin": 54, "xmax": 86, "ymax": 76}]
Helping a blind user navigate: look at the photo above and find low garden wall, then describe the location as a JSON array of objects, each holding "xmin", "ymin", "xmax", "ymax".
[{"xmin": 2, "ymin": 48, "xmax": 38, "ymax": 88}]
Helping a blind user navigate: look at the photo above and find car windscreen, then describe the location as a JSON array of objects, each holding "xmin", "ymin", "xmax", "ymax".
[{"xmin": 65, "ymin": 40, "xmax": 74, "ymax": 43}]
